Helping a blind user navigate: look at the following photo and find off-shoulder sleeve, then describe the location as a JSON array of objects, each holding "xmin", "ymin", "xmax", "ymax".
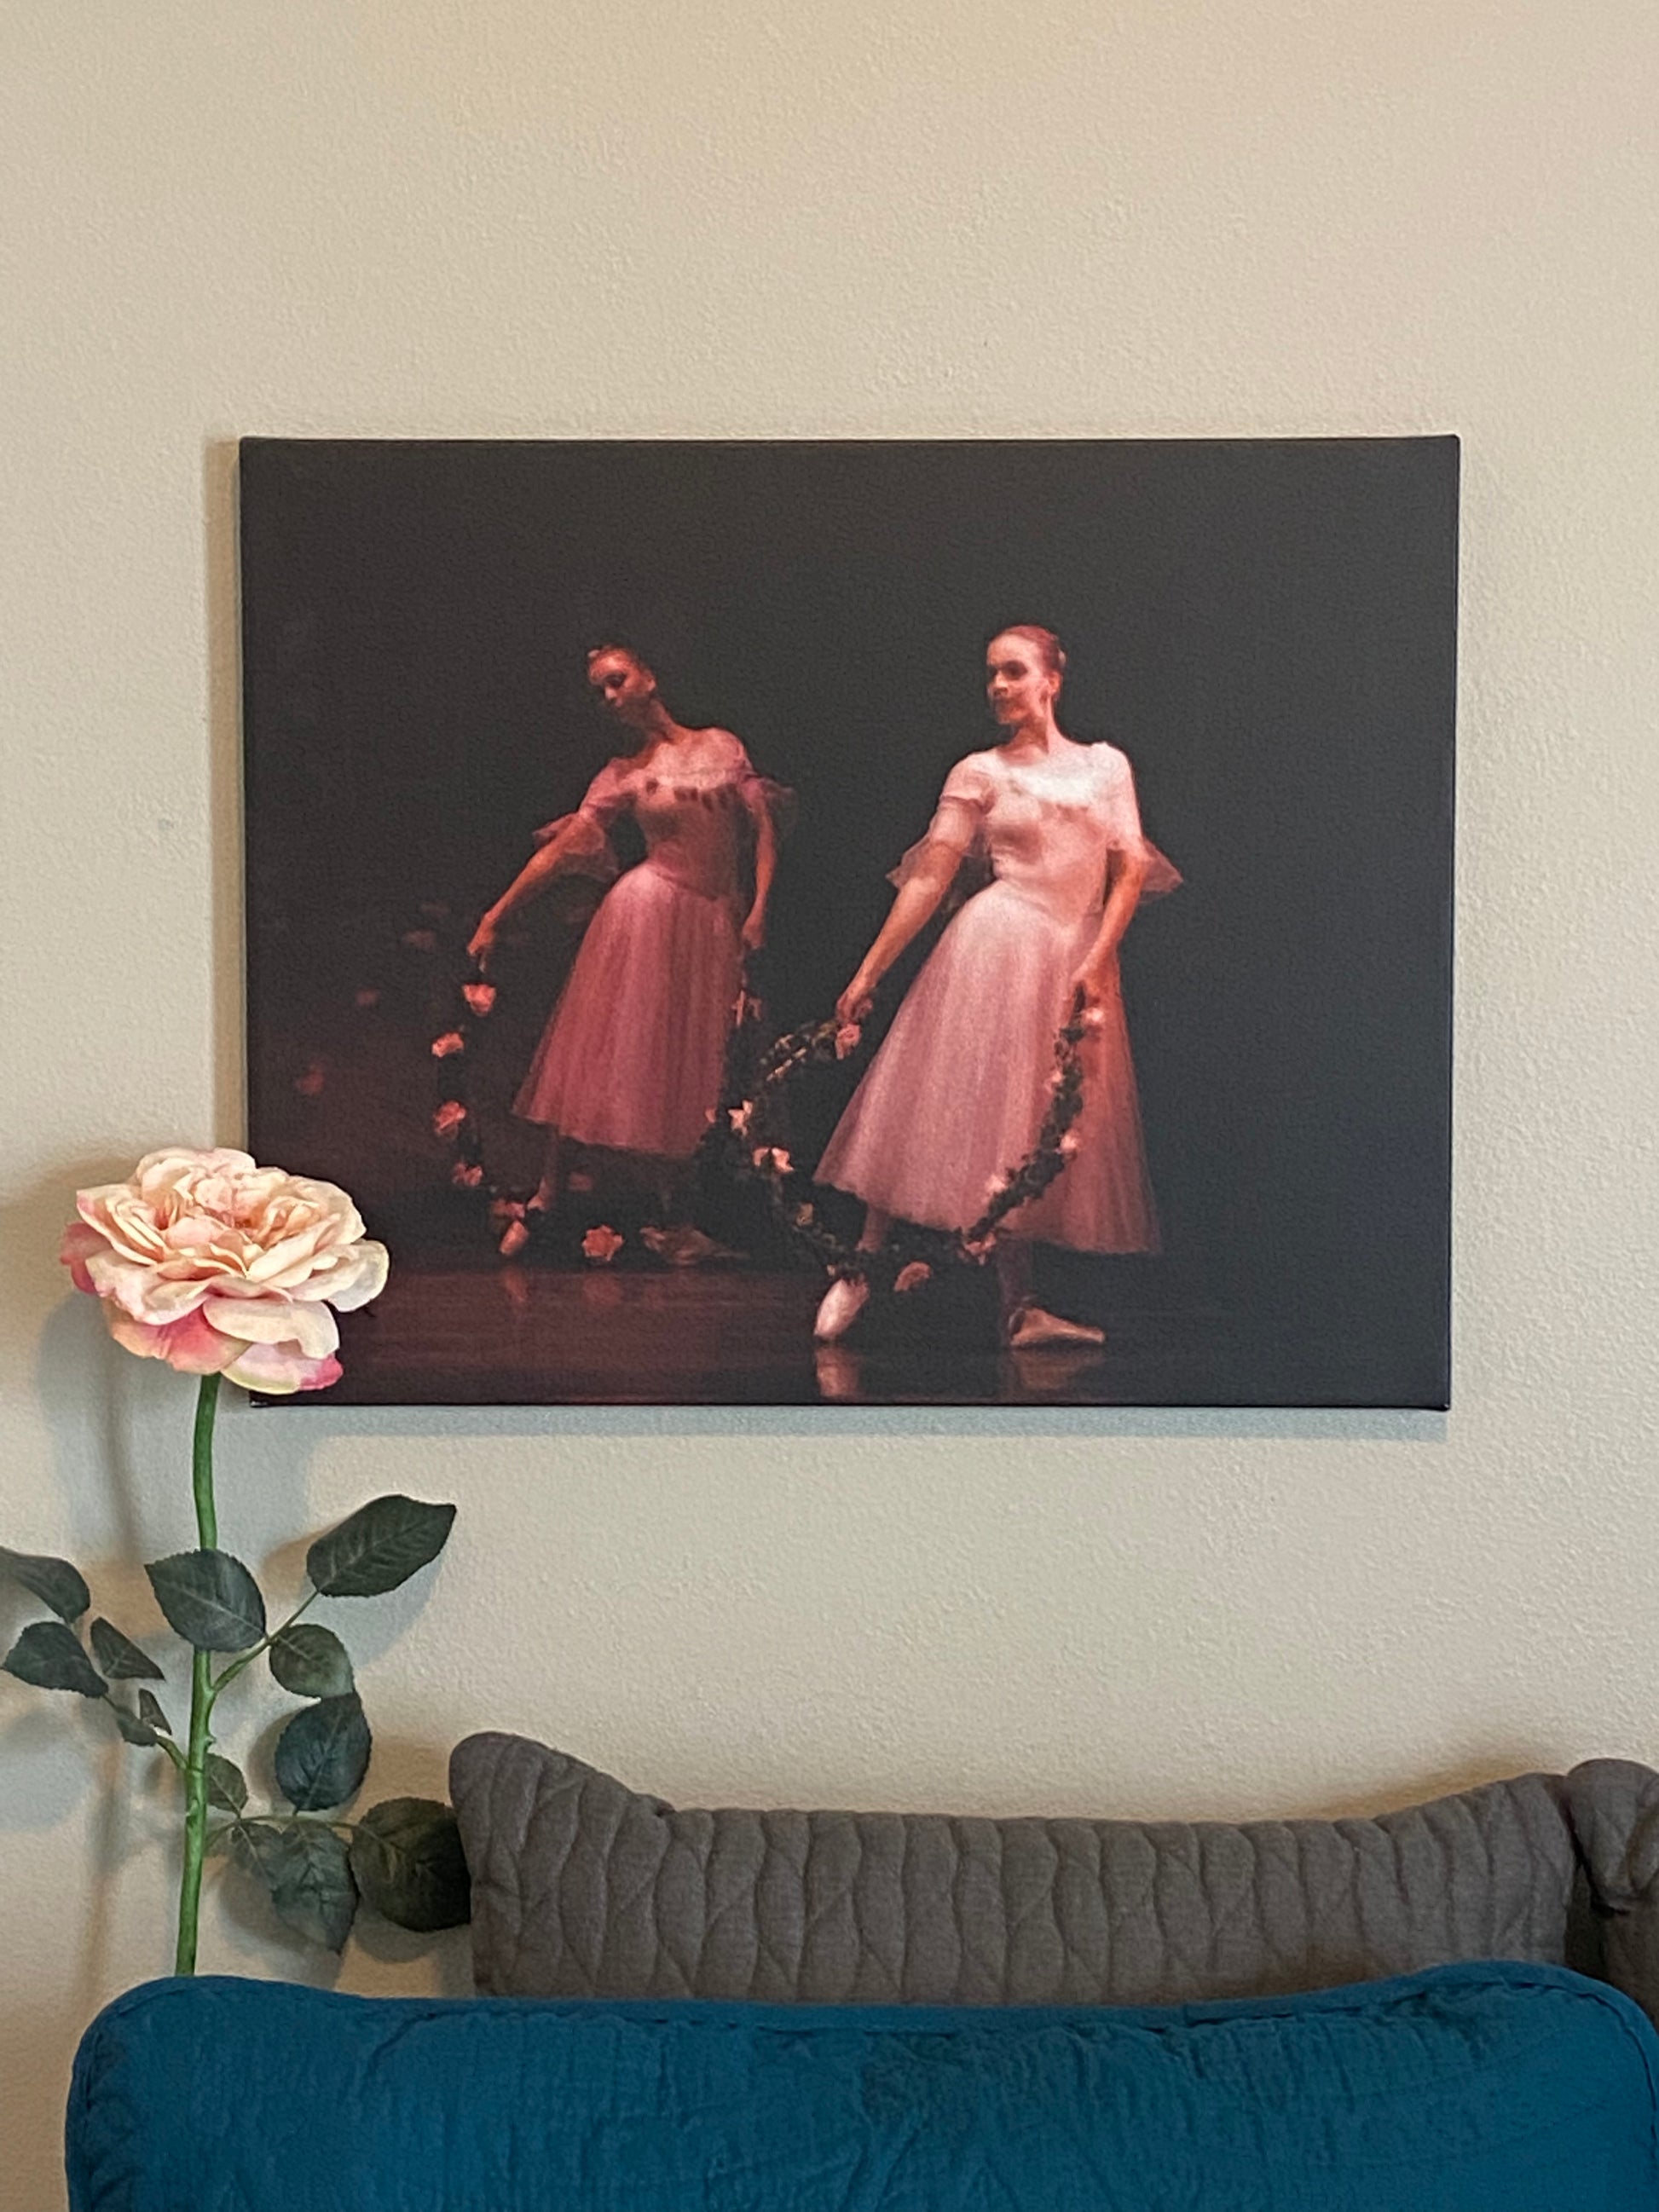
[
  {"xmin": 1100, "ymin": 748, "xmax": 1181, "ymax": 898},
  {"xmin": 531, "ymin": 759, "xmax": 627, "ymax": 884},
  {"xmin": 887, "ymin": 754, "xmax": 990, "ymax": 889},
  {"xmin": 720, "ymin": 731, "xmax": 797, "ymax": 842}
]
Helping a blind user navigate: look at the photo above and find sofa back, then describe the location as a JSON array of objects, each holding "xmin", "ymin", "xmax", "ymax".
[{"xmin": 450, "ymin": 1736, "xmax": 1659, "ymax": 2021}]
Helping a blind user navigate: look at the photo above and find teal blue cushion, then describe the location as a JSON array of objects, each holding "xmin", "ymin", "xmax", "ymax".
[{"xmin": 66, "ymin": 1961, "xmax": 1659, "ymax": 2210}]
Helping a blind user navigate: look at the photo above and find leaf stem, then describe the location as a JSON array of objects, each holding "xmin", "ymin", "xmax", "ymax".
[
  {"xmin": 210, "ymin": 1585, "xmax": 318, "ymax": 1697},
  {"xmin": 175, "ymin": 1372, "xmax": 221, "ymax": 1975}
]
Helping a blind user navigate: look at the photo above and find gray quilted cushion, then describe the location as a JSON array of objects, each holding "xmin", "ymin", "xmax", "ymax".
[{"xmin": 450, "ymin": 1735, "xmax": 1659, "ymax": 2023}]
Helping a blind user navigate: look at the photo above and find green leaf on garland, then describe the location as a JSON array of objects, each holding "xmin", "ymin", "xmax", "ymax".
[
  {"xmin": 0, "ymin": 1547, "xmax": 90, "ymax": 1624},
  {"xmin": 349, "ymin": 1798, "xmax": 471, "ymax": 1932},
  {"xmin": 269, "ymin": 1623, "xmax": 354, "ymax": 1699},
  {"xmin": 137, "ymin": 1689, "xmax": 172, "ymax": 1736},
  {"xmin": 89, "ymin": 1617, "xmax": 165, "ymax": 1682},
  {"xmin": 205, "ymin": 1753, "xmax": 248, "ymax": 1814},
  {"xmin": 2, "ymin": 1620, "xmax": 106, "ymax": 1697},
  {"xmin": 275, "ymin": 1692, "xmax": 371, "ymax": 1811},
  {"xmin": 145, "ymin": 1551, "xmax": 267, "ymax": 1652},
  {"xmin": 305, "ymin": 1497, "xmax": 456, "ymax": 1599},
  {"xmin": 111, "ymin": 1702, "xmax": 162, "ymax": 1748}
]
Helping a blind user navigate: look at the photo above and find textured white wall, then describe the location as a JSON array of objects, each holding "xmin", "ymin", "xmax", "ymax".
[{"xmin": 3, "ymin": 2, "xmax": 1658, "ymax": 2203}]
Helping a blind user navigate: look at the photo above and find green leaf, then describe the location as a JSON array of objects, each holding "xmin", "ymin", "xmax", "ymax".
[
  {"xmin": 259, "ymin": 1822, "xmax": 359, "ymax": 1952},
  {"xmin": 269, "ymin": 1623, "xmax": 354, "ymax": 1699},
  {"xmin": 305, "ymin": 1497, "xmax": 456, "ymax": 1599},
  {"xmin": 145, "ymin": 1551, "xmax": 267, "ymax": 1652},
  {"xmin": 110, "ymin": 1702, "xmax": 161, "ymax": 1748},
  {"xmin": 89, "ymin": 1618, "xmax": 165, "ymax": 1682},
  {"xmin": 205, "ymin": 1753, "xmax": 248, "ymax": 1814},
  {"xmin": 137, "ymin": 1689, "xmax": 172, "ymax": 1736},
  {"xmin": 2, "ymin": 1620, "xmax": 106, "ymax": 1697},
  {"xmin": 0, "ymin": 1547, "xmax": 90, "ymax": 1623},
  {"xmin": 275, "ymin": 1692, "xmax": 371, "ymax": 1811},
  {"xmin": 349, "ymin": 1797, "xmax": 471, "ymax": 1932}
]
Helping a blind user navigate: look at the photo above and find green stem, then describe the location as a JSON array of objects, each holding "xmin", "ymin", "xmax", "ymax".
[{"xmin": 175, "ymin": 1372, "xmax": 222, "ymax": 1975}]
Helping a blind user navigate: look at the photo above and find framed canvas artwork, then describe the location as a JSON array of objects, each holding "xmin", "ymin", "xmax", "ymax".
[{"xmin": 241, "ymin": 436, "xmax": 1455, "ymax": 1408}]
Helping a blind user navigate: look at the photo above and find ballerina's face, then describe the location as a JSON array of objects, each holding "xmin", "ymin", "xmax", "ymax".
[
  {"xmin": 986, "ymin": 632, "xmax": 1059, "ymax": 727},
  {"xmin": 587, "ymin": 649, "xmax": 656, "ymax": 727}
]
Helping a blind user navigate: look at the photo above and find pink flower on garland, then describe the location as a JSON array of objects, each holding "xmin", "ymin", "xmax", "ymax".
[
  {"xmin": 752, "ymin": 1146, "xmax": 792, "ymax": 1176},
  {"xmin": 431, "ymin": 1031, "xmax": 465, "ymax": 1060},
  {"xmin": 450, "ymin": 1160, "xmax": 484, "ymax": 1188},
  {"xmin": 462, "ymin": 982, "xmax": 496, "ymax": 1018},
  {"xmin": 894, "ymin": 1262, "xmax": 932, "ymax": 1294},
  {"xmin": 60, "ymin": 1148, "xmax": 387, "ymax": 1395},
  {"xmin": 581, "ymin": 1225, "xmax": 624, "ymax": 1264},
  {"xmin": 1059, "ymin": 1131, "xmax": 1082, "ymax": 1157},
  {"xmin": 432, "ymin": 1101, "xmax": 466, "ymax": 1139}
]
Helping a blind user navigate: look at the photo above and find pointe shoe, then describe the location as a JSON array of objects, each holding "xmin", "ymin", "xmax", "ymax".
[
  {"xmin": 639, "ymin": 1224, "xmax": 744, "ymax": 1267},
  {"xmin": 1005, "ymin": 1303, "xmax": 1105, "ymax": 1351},
  {"xmin": 813, "ymin": 1274, "xmax": 870, "ymax": 1343}
]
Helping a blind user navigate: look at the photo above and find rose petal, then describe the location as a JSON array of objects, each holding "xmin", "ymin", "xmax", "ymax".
[
  {"xmin": 223, "ymin": 1342, "xmax": 343, "ymax": 1394},
  {"xmin": 106, "ymin": 1304, "xmax": 239, "ymax": 1375},
  {"xmin": 202, "ymin": 1296, "xmax": 339, "ymax": 1359}
]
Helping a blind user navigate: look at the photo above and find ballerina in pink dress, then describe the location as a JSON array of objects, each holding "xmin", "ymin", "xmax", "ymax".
[
  {"xmin": 468, "ymin": 644, "xmax": 780, "ymax": 1247},
  {"xmin": 814, "ymin": 624, "xmax": 1178, "ymax": 1348}
]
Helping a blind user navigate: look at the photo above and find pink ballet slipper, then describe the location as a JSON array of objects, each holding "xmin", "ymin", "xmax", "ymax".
[
  {"xmin": 1005, "ymin": 1304, "xmax": 1104, "ymax": 1351},
  {"xmin": 813, "ymin": 1275, "xmax": 870, "ymax": 1343}
]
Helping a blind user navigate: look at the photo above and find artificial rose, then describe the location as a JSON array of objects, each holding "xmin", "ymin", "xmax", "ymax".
[
  {"xmin": 61, "ymin": 1148, "xmax": 388, "ymax": 1395},
  {"xmin": 581, "ymin": 1224, "xmax": 624, "ymax": 1264}
]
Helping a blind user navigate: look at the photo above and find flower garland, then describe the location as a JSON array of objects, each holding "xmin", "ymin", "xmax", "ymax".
[
  {"xmin": 715, "ymin": 994, "xmax": 1092, "ymax": 1293},
  {"xmin": 403, "ymin": 907, "xmax": 1091, "ymax": 1287}
]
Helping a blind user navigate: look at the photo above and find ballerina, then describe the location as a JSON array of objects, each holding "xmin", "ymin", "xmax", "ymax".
[
  {"xmin": 813, "ymin": 624, "xmax": 1177, "ymax": 1347},
  {"xmin": 468, "ymin": 644, "xmax": 781, "ymax": 1251}
]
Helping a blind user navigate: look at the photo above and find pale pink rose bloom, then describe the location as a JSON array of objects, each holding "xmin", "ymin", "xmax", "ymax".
[
  {"xmin": 581, "ymin": 1224, "xmax": 624, "ymax": 1264},
  {"xmin": 431, "ymin": 1031, "xmax": 465, "ymax": 1060},
  {"xmin": 60, "ymin": 1147, "xmax": 388, "ymax": 1395},
  {"xmin": 461, "ymin": 983, "xmax": 497, "ymax": 1018},
  {"xmin": 894, "ymin": 1261, "xmax": 932, "ymax": 1294}
]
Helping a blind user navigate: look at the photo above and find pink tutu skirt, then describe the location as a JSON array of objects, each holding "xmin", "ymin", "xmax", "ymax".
[
  {"xmin": 514, "ymin": 862, "xmax": 742, "ymax": 1161},
  {"xmin": 817, "ymin": 881, "xmax": 1159, "ymax": 1252}
]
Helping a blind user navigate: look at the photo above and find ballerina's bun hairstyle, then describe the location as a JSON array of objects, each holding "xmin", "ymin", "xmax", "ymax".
[
  {"xmin": 586, "ymin": 640, "xmax": 654, "ymax": 676},
  {"xmin": 998, "ymin": 624, "xmax": 1066, "ymax": 683}
]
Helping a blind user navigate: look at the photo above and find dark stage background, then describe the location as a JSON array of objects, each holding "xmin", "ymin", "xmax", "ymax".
[{"xmin": 242, "ymin": 438, "xmax": 1455, "ymax": 1407}]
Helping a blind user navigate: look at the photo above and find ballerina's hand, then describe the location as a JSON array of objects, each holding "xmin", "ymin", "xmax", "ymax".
[
  {"xmin": 1069, "ymin": 957, "xmax": 1121, "ymax": 1023},
  {"xmin": 740, "ymin": 909, "xmax": 766, "ymax": 955},
  {"xmin": 835, "ymin": 977, "xmax": 876, "ymax": 1028},
  {"xmin": 467, "ymin": 918, "xmax": 497, "ymax": 970}
]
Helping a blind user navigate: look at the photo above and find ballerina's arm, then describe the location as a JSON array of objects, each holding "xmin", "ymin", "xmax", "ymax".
[
  {"xmin": 1069, "ymin": 845, "xmax": 1150, "ymax": 1013},
  {"xmin": 741, "ymin": 785, "xmax": 777, "ymax": 955},
  {"xmin": 835, "ymin": 836, "xmax": 963, "ymax": 1026},
  {"xmin": 466, "ymin": 812, "xmax": 611, "ymax": 968}
]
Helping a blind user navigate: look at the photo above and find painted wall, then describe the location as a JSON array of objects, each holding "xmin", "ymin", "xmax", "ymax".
[{"xmin": 3, "ymin": 3, "xmax": 1656, "ymax": 2203}]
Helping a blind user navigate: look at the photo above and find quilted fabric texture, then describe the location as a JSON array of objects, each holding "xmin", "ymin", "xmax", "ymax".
[
  {"xmin": 66, "ymin": 1963, "xmax": 1659, "ymax": 2212},
  {"xmin": 451, "ymin": 1736, "xmax": 1659, "ymax": 2019}
]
